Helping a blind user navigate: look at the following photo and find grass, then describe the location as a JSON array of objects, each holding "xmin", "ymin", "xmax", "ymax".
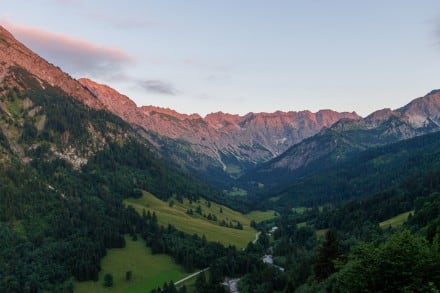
[
  {"xmin": 292, "ymin": 206, "xmax": 325, "ymax": 214},
  {"xmin": 5, "ymin": 93, "xmax": 23, "ymax": 117},
  {"xmin": 268, "ymin": 196, "xmax": 280, "ymax": 202},
  {"xmin": 295, "ymin": 222, "xmax": 328, "ymax": 238},
  {"xmin": 296, "ymin": 222, "xmax": 307, "ymax": 228},
  {"xmin": 124, "ymin": 192, "xmax": 257, "ymax": 248},
  {"xmin": 245, "ymin": 210, "xmax": 277, "ymax": 223},
  {"xmin": 225, "ymin": 165, "xmax": 243, "ymax": 176},
  {"xmin": 176, "ymin": 270, "xmax": 210, "ymax": 293},
  {"xmin": 74, "ymin": 236, "xmax": 188, "ymax": 293},
  {"xmin": 379, "ymin": 211, "xmax": 414, "ymax": 229},
  {"xmin": 225, "ymin": 187, "xmax": 248, "ymax": 197},
  {"xmin": 316, "ymin": 229, "xmax": 329, "ymax": 238},
  {"xmin": 292, "ymin": 207, "xmax": 310, "ymax": 214}
]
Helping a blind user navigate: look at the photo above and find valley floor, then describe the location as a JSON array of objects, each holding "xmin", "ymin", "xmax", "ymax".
[{"xmin": 74, "ymin": 236, "xmax": 188, "ymax": 293}]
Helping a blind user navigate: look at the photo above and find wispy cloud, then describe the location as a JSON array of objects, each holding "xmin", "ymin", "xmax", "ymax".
[
  {"xmin": 1, "ymin": 21, "xmax": 133, "ymax": 79},
  {"xmin": 138, "ymin": 80, "xmax": 177, "ymax": 95}
]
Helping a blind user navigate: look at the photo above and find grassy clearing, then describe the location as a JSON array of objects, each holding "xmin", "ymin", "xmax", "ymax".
[
  {"xmin": 225, "ymin": 165, "xmax": 242, "ymax": 176},
  {"xmin": 268, "ymin": 196, "xmax": 280, "ymax": 202},
  {"xmin": 124, "ymin": 192, "xmax": 257, "ymax": 248},
  {"xmin": 316, "ymin": 229, "xmax": 329, "ymax": 239},
  {"xmin": 176, "ymin": 270, "xmax": 211, "ymax": 293},
  {"xmin": 5, "ymin": 93, "xmax": 23, "ymax": 117},
  {"xmin": 225, "ymin": 187, "xmax": 248, "ymax": 197},
  {"xmin": 292, "ymin": 207, "xmax": 311, "ymax": 214},
  {"xmin": 296, "ymin": 222, "xmax": 307, "ymax": 228},
  {"xmin": 379, "ymin": 211, "xmax": 414, "ymax": 229},
  {"xmin": 295, "ymin": 222, "xmax": 327, "ymax": 238},
  {"xmin": 245, "ymin": 210, "xmax": 277, "ymax": 223},
  {"xmin": 74, "ymin": 236, "xmax": 188, "ymax": 293}
]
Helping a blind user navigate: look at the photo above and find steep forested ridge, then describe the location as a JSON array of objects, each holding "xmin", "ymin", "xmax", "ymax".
[
  {"xmin": 0, "ymin": 67, "xmax": 247, "ymax": 291},
  {"xmin": 248, "ymin": 130, "xmax": 440, "ymax": 210}
]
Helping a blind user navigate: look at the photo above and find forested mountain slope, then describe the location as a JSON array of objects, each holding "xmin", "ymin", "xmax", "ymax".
[
  {"xmin": 242, "ymin": 89, "xmax": 440, "ymax": 197},
  {"xmin": 252, "ymin": 130, "xmax": 440, "ymax": 209},
  {"xmin": 0, "ymin": 25, "xmax": 250, "ymax": 291}
]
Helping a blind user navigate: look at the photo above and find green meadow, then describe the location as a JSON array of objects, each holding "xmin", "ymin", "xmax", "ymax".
[
  {"xmin": 245, "ymin": 210, "xmax": 277, "ymax": 223},
  {"xmin": 124, "ymin": 192, "xmax": 262, "ymax": 248},
  {"xmin": 379, "ymin": 210, "xmax": 414, "ymax": 229},
  {"xmin": 74, "ymin": 236, "xmax": 188, "ymax": 293}
]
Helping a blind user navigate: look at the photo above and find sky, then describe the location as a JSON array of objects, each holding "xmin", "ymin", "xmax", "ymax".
[{"xmin": 1, "ymin": 0, "xmax": 440, "ymax": 117}]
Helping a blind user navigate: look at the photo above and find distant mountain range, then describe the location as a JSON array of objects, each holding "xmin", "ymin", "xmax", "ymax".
[
  {"xmin": 78, "ymin": 78, "xmax": 359, "ymax": 177},
  {"xmin": 2, "ymin": 24, "xmax": 440, "ymax": 195},
  {"xmin": 243, "ymin": 89, "xmax": 440, "ymax": 193}
]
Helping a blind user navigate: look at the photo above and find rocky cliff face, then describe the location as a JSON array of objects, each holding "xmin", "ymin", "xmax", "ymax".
[
  {"xmin": 245, "ymin": 89, "xmax": 440, "ymax": 191},
  {"xmin": 331, "ymin": 90, "xmax": 440, "ymax": 140},
  {"xmin": 78, "ymin": 78, "xmax": 359, "ymax": 172},
  {"xmin": 0, "ymin": 26, "xmax": 103, "ymax": 109},
  {"xmin": 0, "ymin": 26, "xmax": 130, "ymax": 167}
]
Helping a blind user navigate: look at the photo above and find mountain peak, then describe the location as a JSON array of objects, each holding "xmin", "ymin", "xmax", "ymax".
[
  {"xmin": 397, "ymin": 90, "xmax": 440, "ymax": 128},
  {"xmin": 365, "ymin": 108, "xmax": 397, "ymax": 122},
  {"xmin": 0, "ymin": 25, "xmax": 103, "ymax": 109},
  {"xmin": 0, "ymin": 25, "xmax": 16, "ymax": 43},
  {"xmin": 140, "ymin": 105, "xmax": 202, "ymax": 120}
]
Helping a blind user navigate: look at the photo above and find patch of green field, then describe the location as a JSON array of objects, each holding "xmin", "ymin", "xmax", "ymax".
[
  {"xmin": 292, "ymin": 206, "xmax": 325, "ymax": 214},
  {"xmin": 124, "ymin": 192, "xmax": 257, "ymax": 248},
  {"xmin": 245, "ymin": 210, "xmax": 277, "ymax": 223},
  {"xmin": 225, "ymin": 164, "xmax": 242, "ymax": 176},
  {"xmin": 379, "ymin": 211, "xmax": 414, "ymax": 229},
  {"xmin": 316, "ymin": 229, "xmax": 329, "ymax": 238},
  {"xmin": 176, "ymin": 276, "xmax": 197, "ymax": 293},
  {"xmin": 292, "ymin": 207, "xmax": 311, "ymax": 214},
  {"xmin": 296, "ymin": 222, "xmax": 307, "ymax": 228},
  {"xmin": 5, "ymin": 94, "xmax": 23, "ymax": 117},
  {"xmin": 74, "ymin": 236, "xmax": 188, "ymax": 293},
  {"xmin": 225, "ymin": 187, "xmax": 248, "ymax": 197},
  {"xmin": 175, "ymin": 270, "xmax": 210, "ymax": 293},
  {"xmin": 12, "ymin": 220, "xmax": 26, "ymax": 237},
  {"xmin": 269, "ymin": 196, "xmax": 280, "ymax": 202}
]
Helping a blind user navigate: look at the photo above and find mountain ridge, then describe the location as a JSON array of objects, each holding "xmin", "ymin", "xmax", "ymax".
[
  {"xmin": 242, "ymin": 89, "xmax": 440, "ymax": 197},
  {"xmin": 0, "ymin": 25, "xmax": 103, "ymax": 109},
  {"xmin": 78, "ymin": 78, "xmax": 360, "ymax": 175},
  {"xmin": 3, "ymin": 24, "xmax": 440, "ymax": 190}
]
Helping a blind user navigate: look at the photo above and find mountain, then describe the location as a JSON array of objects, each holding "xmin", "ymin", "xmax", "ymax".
[
  {"xmin": 243, "ymin": 89, "xmax": 440, "ymax": 197},
  {"xmin": 78, "ymin": 78, "xmax": 359, "ymax": 178},
  {"xmin": 1, "ymin": 24, "xmax": 440, "ymax": 293},
  {"xmin": 0, "ymin": 24, "xmax": 229, "ymax": 203},
  {"xmin": 0, "ymin": 26, "xmax": 103, "ymax": 109},
  {"xmin": 0, "ymin": 25, "xmax": 242, "ymax": 291}
]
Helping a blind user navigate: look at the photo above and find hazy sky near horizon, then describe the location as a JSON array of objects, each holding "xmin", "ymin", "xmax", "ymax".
[{"xmin": 1, "ymin": 0, "xmax": 440, "ymax": 117}]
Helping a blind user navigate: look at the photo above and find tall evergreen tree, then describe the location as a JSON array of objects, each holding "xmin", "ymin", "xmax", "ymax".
[{"xmin": 314, "ymin": 229, "xmax": 340, "ymax": 281}]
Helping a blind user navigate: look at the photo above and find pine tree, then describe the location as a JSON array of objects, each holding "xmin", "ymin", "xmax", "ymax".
[
  {"xmin": 314, "ymin": 229, "xmax": 340, "ymax": 281},
  {"xmin": 103, "ymin": 273, "xmax": 113, "ymax": 287}
]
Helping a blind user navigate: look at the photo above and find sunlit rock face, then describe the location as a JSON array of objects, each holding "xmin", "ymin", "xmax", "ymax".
[{"xmin": 79, "ymin": 78, "xmax": 359, "ymax": 167}]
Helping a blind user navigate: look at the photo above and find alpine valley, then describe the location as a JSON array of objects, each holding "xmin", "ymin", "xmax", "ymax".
[{"xmin": 0, "ymin": 25, "xmax": 439, "ymax": 293}]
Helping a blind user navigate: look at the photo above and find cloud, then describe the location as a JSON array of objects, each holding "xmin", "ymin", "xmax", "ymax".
[
  {"xmin": 1, "ymin": 21, "xmax": 133, "ymax": 79},
  {"xmin": 138, "ymin": 80, "xmax": 177, "ymax": 95}
]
